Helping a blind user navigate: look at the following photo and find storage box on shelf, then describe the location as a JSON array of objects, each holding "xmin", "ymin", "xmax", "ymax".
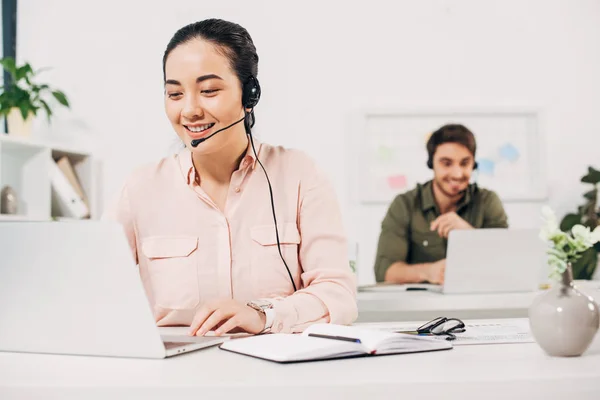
[{"xmin": 0, "ymin": 134, "xmax": 98, "ymax": 222}]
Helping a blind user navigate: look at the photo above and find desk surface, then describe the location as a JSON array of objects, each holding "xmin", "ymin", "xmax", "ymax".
[
  {"xmin": 356, "ymin": 282, "xmax": 600, "ymax": 322},
  {"xmin": 1, "ymin": 319, "xmax": 599, "ymax": 400}
]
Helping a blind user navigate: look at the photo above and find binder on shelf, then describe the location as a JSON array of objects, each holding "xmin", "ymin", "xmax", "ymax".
[
  {"xmin": 49, "ymin": 160, "xmax": 89, "ymax": 219},
  {"xmin": 55, "ymin": 156, "xmax": 89, "ymax": 210}
]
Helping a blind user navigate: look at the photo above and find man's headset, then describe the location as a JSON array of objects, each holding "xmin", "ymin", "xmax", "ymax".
[
  {"xmin": 426, "ymin": 158, "xmax": 479, "ymax": 170},
  {"xmin": 426, "ymin": 128, "xmax": 478, "ymax": 170}
]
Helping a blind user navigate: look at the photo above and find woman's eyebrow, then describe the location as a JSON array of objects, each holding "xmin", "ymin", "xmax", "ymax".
[{"xmin": 164, "ymin": 74, "xmax": 224, "ymax": 86}]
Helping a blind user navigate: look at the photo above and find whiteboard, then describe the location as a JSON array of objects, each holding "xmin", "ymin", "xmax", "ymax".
[{"xmin": 357, "ymin": 110, "xmax": 546, "ymax": 203}]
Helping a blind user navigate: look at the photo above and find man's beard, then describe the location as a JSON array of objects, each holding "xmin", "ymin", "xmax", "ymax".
[{"xmin": 434, "ymin": 177, "xmax": 468, "ymax": 199}]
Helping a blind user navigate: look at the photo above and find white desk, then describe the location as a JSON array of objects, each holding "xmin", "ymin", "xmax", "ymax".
[
  {"xmin": 1, "ymin": 319, "xmax": 600, "ymax": 399},
  {"xmin": 357, "ymin": 283, "xmax": 600, "ymax": 323}
]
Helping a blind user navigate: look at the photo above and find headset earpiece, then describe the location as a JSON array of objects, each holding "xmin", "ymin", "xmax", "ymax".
[{"xmin": 242, "ymin": 76, "xmax": 261, "ymax": 109}]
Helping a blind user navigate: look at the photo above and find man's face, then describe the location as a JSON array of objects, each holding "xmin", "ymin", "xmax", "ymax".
[{"xmin": 432, "ymin": 143, "xmax": 475, "ymax": 198}]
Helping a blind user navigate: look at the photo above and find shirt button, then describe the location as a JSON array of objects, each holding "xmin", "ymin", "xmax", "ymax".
[
  {"xmin": 423, "ymin": 240, "xmax": 428, "ymax": 247},
  {"xmin": 234, "ymin": 187, "xmax": 241, "ymax": 193}
]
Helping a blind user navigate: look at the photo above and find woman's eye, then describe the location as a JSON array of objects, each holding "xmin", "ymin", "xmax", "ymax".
[
  {"xmin": 201, "ymin": 89, "xmax": 219, "ymax": 94},
  {"xmin": 168, "ymin": 92, "xmax": 182, "ymax": 99}
]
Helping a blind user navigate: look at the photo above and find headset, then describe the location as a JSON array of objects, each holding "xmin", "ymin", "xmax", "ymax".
[
  {"xmin": 191, "ymin": 76, "xmax": 297, "ymax": 292},
  {"xmin": 243, "ymin": 77, "xmax": 298, "ymax": 292},
  {"xmin": 426, "ymin": 127, "xmax": 478, "ymax": 170},
  {"xmin": 427, "ymin": 157, "xmax": 478, "ymax": 170}
]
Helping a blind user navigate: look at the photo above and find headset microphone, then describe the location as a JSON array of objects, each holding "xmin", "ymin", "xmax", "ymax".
[{"xmin": 190, "ymin": 115, "xmax": 246, "ymax": 148}]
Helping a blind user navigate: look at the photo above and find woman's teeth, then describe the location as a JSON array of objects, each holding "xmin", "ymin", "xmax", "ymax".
[{"xmin": 187, "ymin": 123, "xmax": 214, "ymax": 133}]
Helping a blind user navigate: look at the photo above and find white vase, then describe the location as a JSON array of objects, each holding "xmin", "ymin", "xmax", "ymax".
[
  {"xmin": 6, "ymin": 108, "xmax": 34, "ymax": 137},
  {"xmin": 529, "ymin": 263, "xmax": 600, "ymax": 357}
]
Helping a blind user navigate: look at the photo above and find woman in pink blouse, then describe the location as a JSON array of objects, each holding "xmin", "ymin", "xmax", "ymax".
[{"xmin": 105, "ymin": 19, "xmax": 357, "ymax": 337}]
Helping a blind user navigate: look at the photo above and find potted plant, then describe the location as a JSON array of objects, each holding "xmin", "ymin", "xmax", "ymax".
[
  {"xmin": 0, "ymin": 56, "xmax": 70, "ymax": 137},
  {"xmin": 529, "ymin": 206, "xmax": 600, "ymax": 357},
  {"xmin": 559, "ymin": 166, "xmax": 600, "ymax": 279}
]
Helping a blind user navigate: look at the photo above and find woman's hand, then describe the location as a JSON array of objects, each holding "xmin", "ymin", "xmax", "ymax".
[{"xmin": 188, "ymin": 299, "xmax": 266, "ymax": 337}]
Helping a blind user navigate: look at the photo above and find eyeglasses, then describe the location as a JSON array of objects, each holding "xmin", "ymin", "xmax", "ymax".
[{"xmin": 416, "ymin": 317, "xmax": 466, "ymax": 341}]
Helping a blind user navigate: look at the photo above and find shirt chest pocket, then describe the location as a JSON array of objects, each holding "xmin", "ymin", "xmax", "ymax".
[
  {"xmin": 141, "ymin": 236, "xmax": 200, "ymax": 310},
  {"xmin": 250, "ymin": 223, "xmax": 301, "ymax": 296},
  {"xmin": 410, "ymin": 231, "xmax": 446, "ymax": 263}
]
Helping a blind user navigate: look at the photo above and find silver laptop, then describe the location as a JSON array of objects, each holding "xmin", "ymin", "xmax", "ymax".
[
  {"xmin": 439, "ymin": 228, "xmax": 546, "ymax": 294},
  {"xmin": 0, "ymin": 220, "xmax": 228, "ymax": 359}
]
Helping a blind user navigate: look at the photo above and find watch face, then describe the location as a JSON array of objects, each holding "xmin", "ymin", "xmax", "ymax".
[{"xmin": 249, "ymin": 300, "xmax": 273, "ymax": 310}]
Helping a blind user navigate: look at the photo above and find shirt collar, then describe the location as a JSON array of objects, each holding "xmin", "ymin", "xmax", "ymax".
[
  {"xmin": 177, "ymin": 138, "xmax": 261, "ymax": 186},
  {"xmin": 419, "ymin": 180, "xmax": 476, "ymax": 213},
  {"xmin": 419, "ymin": 181, "xmax": 437, "ymax": 212}
]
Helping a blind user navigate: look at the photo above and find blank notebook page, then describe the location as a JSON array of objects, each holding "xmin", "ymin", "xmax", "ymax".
[{"xmin": 220, "ymin": 333, "xmax": 364, "ymax": 362}]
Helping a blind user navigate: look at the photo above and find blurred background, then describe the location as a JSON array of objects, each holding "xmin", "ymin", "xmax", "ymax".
[{"xmin": 2, "ymin": 0, "xmax": 599, "ymax": 285}]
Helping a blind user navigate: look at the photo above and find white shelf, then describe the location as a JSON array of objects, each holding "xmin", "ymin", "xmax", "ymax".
[
  {"xmin": 0, "ymin": 134, "xmax": 91, "ymax": 154},
  {"xmin": 0, "ymin": 214, "xmax": 51, "ymax": 222},
  {"xmin": 0, "ymin": 134, "xmax": 99, "ymax": 221}
]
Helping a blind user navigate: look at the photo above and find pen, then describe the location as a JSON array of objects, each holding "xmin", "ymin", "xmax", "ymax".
[{"xmin": 307, "ymin": 333, "xmax": 362, "ymax": 343}]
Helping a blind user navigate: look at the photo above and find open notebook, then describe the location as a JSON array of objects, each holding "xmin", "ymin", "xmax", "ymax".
[{"xmin": 219, "ymin": 323, "xmax": 452, "ymax": 363}]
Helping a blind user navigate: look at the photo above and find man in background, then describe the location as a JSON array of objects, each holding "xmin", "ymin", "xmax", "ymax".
[{"xmin": 374, "ymin": 124, "xmax": 508, "ymax": 284}]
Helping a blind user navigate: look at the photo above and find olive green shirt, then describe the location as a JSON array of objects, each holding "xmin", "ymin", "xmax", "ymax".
[{"xmin": 374, "ymin": 180, "xmax": 509, "ymax": 282}]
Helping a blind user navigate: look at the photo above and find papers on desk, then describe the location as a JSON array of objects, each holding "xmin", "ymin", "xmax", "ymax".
[
  {"xmin": 220, "ymin": 323, "xmax": 452, "ymax": 363},
  {"xmin": 371, "ymin": 319, "xmax": 534, "ymax": 346}
]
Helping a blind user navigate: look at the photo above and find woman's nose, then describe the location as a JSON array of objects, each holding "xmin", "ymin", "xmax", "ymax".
[{"xmin": 181, "ymin": 96, "xmax": 204, "ymax": 120}]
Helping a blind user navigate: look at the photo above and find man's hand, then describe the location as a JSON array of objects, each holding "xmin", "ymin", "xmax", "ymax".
[
  {"xmin": 430, "ymin": 212, "xmax": 473, "ymax": 238},
  {"xmin": 188, "ymin": 299, "xmax": 266, "ymax": 337},
  {"xmin": 423, "ymin": 259, "xmax": 446, "ymax": 284}
]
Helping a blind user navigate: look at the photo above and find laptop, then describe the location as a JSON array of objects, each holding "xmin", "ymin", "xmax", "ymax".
[
  {"xmin": 0, "ymin": 220, "xmax": 228, "ymax": 359},
  {"xmin": 437, "ymin": 228, "xmax": 546, "ymax": 294},
  {"xmin": 360, "ymin": 228, "xmax": 546, "ymax": 294}
]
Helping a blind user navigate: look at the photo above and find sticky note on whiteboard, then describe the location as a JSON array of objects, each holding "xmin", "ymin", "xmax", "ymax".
[{"xmin": 387, "ymin": 175, "xmax": 407, "ymax": 190}]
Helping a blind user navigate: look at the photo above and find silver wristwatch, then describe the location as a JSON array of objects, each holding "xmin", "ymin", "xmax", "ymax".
[
  {"xmin": 247, "ymin": 299, "xmax": 275, "ymax": 331},
  {"xmin": 246, "ymin": 299, "xmax": 273, "ymax": 313}
]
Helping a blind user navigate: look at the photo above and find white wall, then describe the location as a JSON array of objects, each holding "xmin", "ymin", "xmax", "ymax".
[{"xmin": 17, "ymin": 0, "xmax": 600, "ymax": 285}]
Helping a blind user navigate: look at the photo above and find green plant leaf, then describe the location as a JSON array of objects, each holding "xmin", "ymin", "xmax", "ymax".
[
  {"xmin": 581, "ymin": 166, "xmax": 600, "ymax": 184},
  {"xmin": 560, "ymin": 213, "xmax": 581, "ymax": 232},
  {"xmin": 18, "ymin": 103, "xmax": 29, "ymax": 120},
  {"xmin": 571, "ymin": 247, "xmax": 598, "ymax": 279},
  {"xmin": 51, "ymin": 91, "xmax": 69, "ymax": 107},
  {"xmin": 583, "ymin": 189, "xmax": 598, "ymax": 201},
  {"xmin": 30, "ymin": 84, "xmax": 49, "ymax": 94},
  {"xmin": 35, "ymin": 66, "xmax": 52, "ymax": 75},
  {"xmin": 39, "ymin": 99, "xmax": 52, "ymax": 123},
  {"xmin": 15, "ymin": 64, "xmax": 33, "ymax": 81},
  {"xmin": 0, "ymin": 57, "xmax": 17, "ymax": 79}
]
